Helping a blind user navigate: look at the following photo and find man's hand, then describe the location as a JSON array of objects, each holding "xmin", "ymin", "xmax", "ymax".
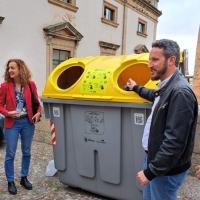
[
  {"xmin": 195, "ymin": 165, "xmax": 200, "ymax": 180},
  {"xmin": 126, "ymin": 78, "xmax": 137, "ymax": 90},
  {"xmin": 137, "ymin": 170, "xmax": 149, "ymax": 186}
]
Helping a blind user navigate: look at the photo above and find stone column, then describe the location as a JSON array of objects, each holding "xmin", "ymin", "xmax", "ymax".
[
  {"xmin": 191, "ymin": 27, "xmax": 200, "ymax": 176},
  {"xmin": 193, "ymin": 27, "xmax": 200, "ymax": 104}
]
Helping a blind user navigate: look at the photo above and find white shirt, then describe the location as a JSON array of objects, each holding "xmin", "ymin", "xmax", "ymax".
[{"xmin": 142, "ymin": 75, "xmax": 173, "ymax": 150}]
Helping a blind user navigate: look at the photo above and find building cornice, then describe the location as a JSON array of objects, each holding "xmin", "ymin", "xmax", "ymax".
[
  {"xmin": 137, "ymin": 0, "xmax": 162, "ymax": 16},
  {"xmin": 115, "ymin": 0, "xmax": 162, "ymax": 22},
  {"xmin": 99, "ymin": 41, "xmax": 120, "ymax": 50}
]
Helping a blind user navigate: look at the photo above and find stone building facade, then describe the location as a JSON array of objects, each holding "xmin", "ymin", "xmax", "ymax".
[{"xmin": 0, "ymin": 0, "xmax": 161, "ymax": 95}]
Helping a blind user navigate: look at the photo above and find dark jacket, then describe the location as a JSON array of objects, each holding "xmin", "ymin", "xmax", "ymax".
[{"xmin": 133, "ymin": 70, "xmax": 198, "ymax": 181}]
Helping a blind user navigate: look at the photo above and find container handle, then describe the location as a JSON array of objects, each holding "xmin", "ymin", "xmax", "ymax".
[{"xmin": 72, "ymin": 95, "xmax": 113, "ymax": 100}]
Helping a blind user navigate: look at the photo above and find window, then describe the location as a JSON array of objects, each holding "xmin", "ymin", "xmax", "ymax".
[
  {"xmin": 101, "ymin": 1, "xmax": 118, "ymax": 28},
  {"xmin": 137, "ymin": 18, "xmax": 148, "ymax": 38},
  {"xmin": 43, "ymin": 22, "xmax": 83, "ymax": 77},
  {"xmin": 62, "ymin": 0, "xmax": 70, "ymax": 3},
  {"xmin": 104, "ymin": 7, "xmax": 114, "ymax": 21},
  {"xmin": 48, "ymin": 0, "xmax": 78, "ymax": 12},
  {"xmin": 53, "ymin": 49, "xmax": 70, "ymax": 69},
  {"xmin": 138, "ymin": 22, "xmax": 145, "ymax": 33}
]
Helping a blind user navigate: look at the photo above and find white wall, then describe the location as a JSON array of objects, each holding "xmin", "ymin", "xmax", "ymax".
[
  {"xmin": 0, "ymin": 0, "xmax": 50, "ymax": 95},
  {"xmin": 75, "ymin": 0, "xmax": 124, "ymax": 57},
  {"xmin": 125, "ymin": 9, "xmax": 155, "ymax": 53}
]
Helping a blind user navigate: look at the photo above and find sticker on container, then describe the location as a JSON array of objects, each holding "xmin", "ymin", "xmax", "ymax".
[
  {"xmin": 84, "ymin": 111, "xmax": 104, "ymax": 134},
  {"xmin": 134, "ymin": 113, "xmax": 144, "ymax": 125},
  {"xmin": 53, "ymin": 107, "xmax": 60, "ymax": 117},
  {"xmin": 80, "ymin": 69, "xmax": 113, "ymax": 94}
]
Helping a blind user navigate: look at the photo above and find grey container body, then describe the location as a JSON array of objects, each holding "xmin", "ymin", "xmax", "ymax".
[{"xmin": 42, "ymin": 98, "xmax": 152, "ymax": 200}]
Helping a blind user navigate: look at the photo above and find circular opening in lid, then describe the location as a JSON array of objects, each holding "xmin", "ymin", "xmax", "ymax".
[
  {"xmin": 117, "ymin": 63, "xmax": 150, "ymax": 90},
  {"xmin": 57, "ymin": 66, "xmax": 84, "ymax": 89}
]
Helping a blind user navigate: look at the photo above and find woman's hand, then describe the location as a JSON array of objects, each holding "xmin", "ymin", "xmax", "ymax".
[
  {"xmin": 7, "ymin": 111, "xmax": 20, "ymax": 118},
  {"xmin": 32, "ymin": 112, "xmax": 41, "ymax": 123}
]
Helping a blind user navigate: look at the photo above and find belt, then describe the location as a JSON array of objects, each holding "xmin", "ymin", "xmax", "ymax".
[
  {"xmin": 19, "ymin": 114, "xmax": 28, "ymax": 118},
  {"xmin": 145, "ymin": 150, "xmax": 148, "ymax": 154}
]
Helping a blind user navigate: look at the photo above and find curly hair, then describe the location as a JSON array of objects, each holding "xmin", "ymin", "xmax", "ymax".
[{"xmin": 4, "ymin": 59, "xmax": 32, "ymax": 86}]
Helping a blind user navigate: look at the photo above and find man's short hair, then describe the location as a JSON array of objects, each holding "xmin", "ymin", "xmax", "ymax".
[{"xmin": 152, "ymin": 39, "xmax": 180, "ymax": 67}]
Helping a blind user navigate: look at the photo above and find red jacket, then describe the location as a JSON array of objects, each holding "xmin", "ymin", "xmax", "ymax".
[{"xmin": 0, "ymin": 81, "xmax": 42, "ymax": 128}]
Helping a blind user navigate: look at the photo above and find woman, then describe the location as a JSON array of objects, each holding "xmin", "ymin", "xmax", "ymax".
[{"xmin": 0, "ymin": 59, "xmax": 42, "ymax": 195}]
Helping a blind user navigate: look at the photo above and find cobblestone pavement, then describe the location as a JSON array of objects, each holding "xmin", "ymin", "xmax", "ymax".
[{"xmin": 0, "ymin": 140, "xmax": 200, "ymax": 200}]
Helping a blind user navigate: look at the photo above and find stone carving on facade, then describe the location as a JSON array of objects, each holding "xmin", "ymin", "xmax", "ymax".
[
  {"xmin": 134, "ymin": 44, "xmax": 149, "ymax": 54},
  {"xmin": 43, "ymin": 21, "xmax": 83, "ymax": 44}
]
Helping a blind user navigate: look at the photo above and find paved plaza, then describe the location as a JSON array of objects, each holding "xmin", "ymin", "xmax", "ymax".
[{"xmin": 0, "ymin": 140, "xmax": 200, "ymax": 200}]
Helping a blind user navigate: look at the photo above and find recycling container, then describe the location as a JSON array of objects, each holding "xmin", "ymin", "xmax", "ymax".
[{"xmin": 41, "ymin": 53, "xmax": 159, "ymax": 200}]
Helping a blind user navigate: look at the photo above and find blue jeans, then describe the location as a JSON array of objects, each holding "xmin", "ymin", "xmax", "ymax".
[
  {"xmin": 143, "ymin": 154, "xmax": 188, "ymax": 200},
  {"xmin": 4, "ymin": 117, "xmax": 35, "ymax": 182}
]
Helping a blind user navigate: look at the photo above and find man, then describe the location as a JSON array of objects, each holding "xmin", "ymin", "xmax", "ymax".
[{"xmin": 126, "ymin": 39, "xmax": 198, "ymax": 200}]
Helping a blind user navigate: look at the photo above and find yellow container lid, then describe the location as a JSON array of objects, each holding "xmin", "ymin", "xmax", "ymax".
[{"xmin": 42, "ymin": 52, "xmax": 183, "ymax": 103}]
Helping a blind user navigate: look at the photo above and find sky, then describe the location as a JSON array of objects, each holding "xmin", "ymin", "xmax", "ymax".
[{"xmin": 156, "ymin": 0, "xmax": 200, "ymax": 75}]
